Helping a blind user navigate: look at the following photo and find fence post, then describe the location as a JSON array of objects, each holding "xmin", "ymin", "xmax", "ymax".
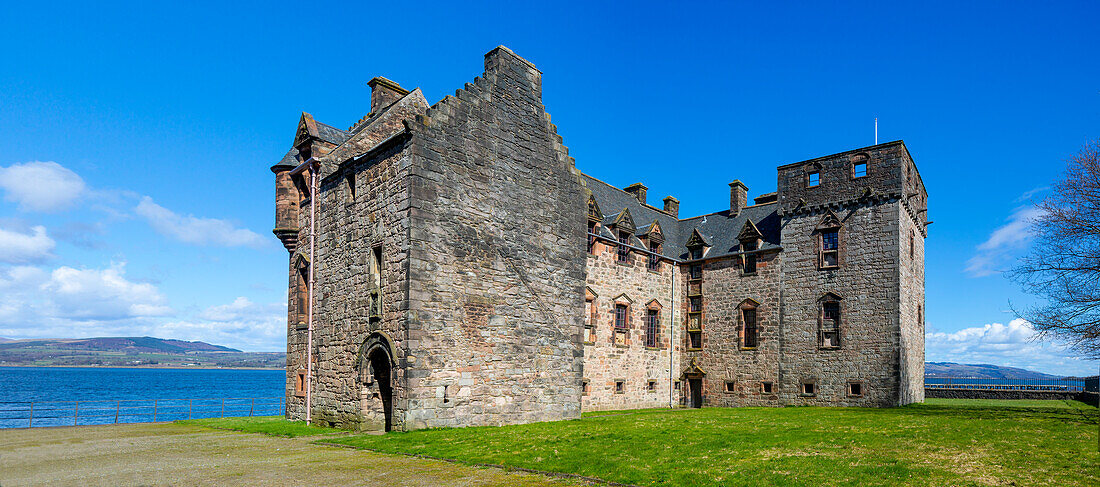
[
  {"xmin": 115, "ymin": 400, "xmax": 120, "ymax": 424},
  {"xmin": 189, "ymin": 399, "xmax": 193, "ymax": 420},
  {"xmin": 28, "ymin": 402, "xmax": 34, "ymax": 428},
  {"xmin": 220, "ymin": 399, "xmax": 225, "ymax": 418},
  {"xmin": 153, "ymin": 399, "xmax": 158, "ymax": 422},
  {"xmin": 74, "ymin": 401, "xmax": 79, "ymax": 426},
  {"xmin": 250, "ymin": 398, "xmax": 255, "ymax": 417}
]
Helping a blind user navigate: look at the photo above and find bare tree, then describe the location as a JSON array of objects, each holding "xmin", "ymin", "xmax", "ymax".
[{"xmin": 1010, "ymin": 140, "xmax": 1100, "ymax": 360}]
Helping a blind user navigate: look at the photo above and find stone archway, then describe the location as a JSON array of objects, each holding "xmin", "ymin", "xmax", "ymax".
[{"xmin": 356, "ymin": 332, "xmax": 396, "ymax": 432}]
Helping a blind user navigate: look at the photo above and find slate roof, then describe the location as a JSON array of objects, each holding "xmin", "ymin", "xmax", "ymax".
[
  {"xmin": 580, "ymin": 173, "xmax": 781, "ymax": 261},
  {"xmin": 315, "ymin": 122, "xmax": 351, "ymax": 146}
]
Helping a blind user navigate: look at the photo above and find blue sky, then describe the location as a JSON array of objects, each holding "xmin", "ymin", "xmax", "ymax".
[{"xmin": 0, "ymin": 1, "xmax": 1097, "ymax": 375}]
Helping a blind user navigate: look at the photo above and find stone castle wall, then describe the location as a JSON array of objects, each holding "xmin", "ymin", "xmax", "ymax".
[
  {"xmin": 400, "ymin": 46, "xmax": 588, "ymax": 429},
  {"xmin": 582, "ymin": 237, "xmax": 676, "ymax": 411}
]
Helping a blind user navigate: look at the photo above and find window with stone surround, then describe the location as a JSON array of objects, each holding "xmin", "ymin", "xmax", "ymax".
[
  {"xmin": 688, "ymin": 330, "xmax": 702, "ymax": 349},
  {"xmin": 761, "ymin": 381, "xmax": 773, "ymax": 394},
  {"xmin": 647, "ymin": 242, "xmax": 661, "ymax": 271},
  {"xmin": 616, "ymin": 231, "xmax": 631, "ymax": 263},
  {"xmin": 847, "ymin": 381, "xmax": 863, "ymax": 397},
  {"xmin": 614, "ymin": 303, "xmax": 629, "ymax": 346},
  {"xmin": 853, "ymin": 162, "xmax": 867, "ymax": 178},
  {"xmin": 821, "ymin": 230, "xmax": 839, "ymax": 268},
  {"xmin": 689, "ymin": 247, "xmax": 704, "ymax": 260},
  {"xmin": 645, "ymin": 307, "xmax": 660, "ymax": 348},
  {"xmin": 690, "ymin": 264, "xmax": 703, "ymax": 280},
  {"xmin": 582, "ymin": 379, "xmax": 590, "ymax": 396},
  {"xmin": 369, "ymin": 245, "xmax": 382, "ymax": 320},
  {"xmin": 295, "ymin": 370, "xmax": 307, "ymax": 397},
  {"xmin": 296, "ymin": 263, "xmax": 309, "ymax": 326},
  {"xmin": 689, "ymin": 296, "xmax": 703, "ymax": 313},
  {"xmin": 587, "ymin": 221, "xmax": 597, "ymax": 254},
  {"xmin": 724, "ymin": 381, "xmax": 736, "ymax": 393},
  {"xmin": 584, "ymin": 297, "xmax": 596, "ymax": 344},
  {"xmin": 345, "ymin": 171, "xmax": 356, "ymax": 203},
  {"xmin": 801, "ymin": 382, "xmax": 816, "ymax": 396},
  {"xmin": 740, "ymin": 302, "xmax": 758, "ymax": 349},
  {"xmin": 742, "ymin": 240, "xmax": 758, "ymax": 275},
  {"xmin": 909, "ymin": 230, "xmax": 915, "ymax": 260},
  {"xmin": 614, "ymin": 380, "xmax": 625, "ymax": 394},
  {"xmin": 647, "ymin": 380, "xmax": 658, "ymax": 392},
  {"xmin": 820, "ymin": 296, "xmax": 842, "ymax": 348},
  {"xmin": 808, "ymin": 170, "xmax": 820, "ymax": 187}
]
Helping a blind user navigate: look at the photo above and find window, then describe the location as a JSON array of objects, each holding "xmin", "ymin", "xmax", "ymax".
[
  {"xmin": 909, "ymin": 230, "xmax": 915, "ymax": 259},
  {"xmin": 647, "ymin": 242, "xmax": 661, "ymax": 271},
  {"xmin": 853, "ymin": 162, "xmax": 867, "ymax": 178},
  {"xmin": 690, "ymin": 247, "xmax": 704, "ymax": 260},
  {"xmin": 295, "ymin": 370, "xmax": 307, "ymax": 397},
  {"xmin": 688, "ymin": 330, "xmax": 702, "ymax": 349},
  {"xmin": 761, "ymin": 381, "xmax": 773, "ymax": 394},
  {"xmin": 690, "ymin": 264, "xmax": 703, "ymax": 280},
  {"xmin": 742, "ymin": 240, "xmax": 758, "ymax": 275},
  {"xmin": 802, "ymin": 382, "xmax": 816, "ymax": 396},
  {"xmin": 345, "ymin": 172, "xmax": 356, "ymax": 202},
  {"xmin": 615, "ymin": 380, "xmax": 625, "ymax": 394},
  {"xmin": 584, "ymin": 299, "xmax": 596, "ymax": 344},
  {"xmin": 742, "ymin": 307, "xmax": 758, "ymax": 349},
  {"xmin": 587, "ymin": 222, "xmax": 597, "ymax": 254},
  {"xmin": 848, "ymin": 382, "xmax": 863, "ymax": 397},
  {"xmin": 808, "ymin": 170, "xmax": 820, "ymax": 187},
  {"xmin": 674, "ymin": 381, "xmax": 681, "ymax": 391},
  {"xmin": 296, "ymin": 264, "xmax": 310, "ymax": 325},
  {"xmin": 724, "ymin": 381, "xmax": 736, "ymax": 393},
  {"xmin": 370, "ymin": 246, "xmax": 382, "ymax": 319},
  {"xmin": 647, "ymin": 380, "xmax": 658, "ymax": 392},
  {"xmin": 614, "ymin": 304, "xmax": 628, "ymax": 346},
  {"xmin": 617, "ymin": 232, "xmax": 631, "ymax": 263},
  {"xmin": 918, "ymin": 305, "xmax": 923, "ymax": 329},
  {"xmin": 645, "ymin": 309, "xmax": 660, "ymax": 348},
  {"xmin": 689, "ymin": 296, "xmax": 703, "ymax": 313},
  {"xmin": 822, "ymin": 301, "xmax": 841, "ymax": 348},
  {"xmin": 821, "ymin": 230, "xmax": 839, "ymax": 268},
  {"xmin": 582, "ymin": 379, "xmax": 590, "ymax": 396}
]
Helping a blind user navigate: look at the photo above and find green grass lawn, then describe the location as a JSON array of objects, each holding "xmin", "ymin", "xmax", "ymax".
[
  {"xmin": 176, "ymin": 416, "xmax": 341, "ymax": 437},
  {"xmin": 323, "ymin": 402, "xmax": 1099, "ymax": 487}
]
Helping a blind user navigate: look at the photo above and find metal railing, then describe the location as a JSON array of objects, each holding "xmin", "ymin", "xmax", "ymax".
[
  {"xmin": 0, "ymin": 397, "xmax": 285, "ymax": 429},
  {"xmin": 925, "ymin": 377, "xmax": 1085, "ymax": 392}
]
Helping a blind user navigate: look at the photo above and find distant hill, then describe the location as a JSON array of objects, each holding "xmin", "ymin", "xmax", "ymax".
[
  {"xmin": 925, "ymin": 362, "xmax": 1065, "ymax": 379},
  {"xmin": 0, "ymin": 336, "xmax": 283, "ymax": 368}
]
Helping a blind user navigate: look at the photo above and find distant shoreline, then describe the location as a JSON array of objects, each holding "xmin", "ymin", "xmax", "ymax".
[{"xmin": 0, "ymin": 364, "xmax": 283, "ymax": 371}]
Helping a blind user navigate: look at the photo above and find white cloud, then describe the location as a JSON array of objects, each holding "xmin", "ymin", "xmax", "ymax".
[
  {"xmin": 0, "ymin": 225, "xmax": 55, "ymax": 263},
  {"xmin": 965, "ymin": 206, "xmax": 1043, "ymax": 277},
  {"xmin": 926, "ymin": 318, "xmax": 1096, "ymax": 376},
  {"xmin": 157, "ymin": 297, "xmax": 287, "ymax": 352},
  {"xmin": 40, "ymin": 262, "xmax": 171, "ymax": 320},
  {"xmin": 0, "ymin": 161, "xmax": 86, "ymax": 211},
  {"xmin": 135, "ymin": 196, "xmax": 266, "ymax": 248}
]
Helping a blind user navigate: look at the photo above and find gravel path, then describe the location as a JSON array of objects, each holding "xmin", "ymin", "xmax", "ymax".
[{"xmin": 0, "ymin": 423, "xmax": 580, "ymax": 486}]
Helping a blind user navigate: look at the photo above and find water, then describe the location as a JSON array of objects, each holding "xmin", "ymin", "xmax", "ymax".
[
  {"xmin": 924, "ymin": 377, "xmax": 1084, "ymax": 391},
  {"xmin": 0, "ymin": 367, "xmax": 285, "ymax": 428}
]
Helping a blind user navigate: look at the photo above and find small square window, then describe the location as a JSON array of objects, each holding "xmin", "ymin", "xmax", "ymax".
[
  {"xmin": 615, "ymin": 380, "xmax": 625, "ymax": 394},
  {"xmin": 724, "ymin": 381, "xmax": 736, "ymax": 393},
  {"xmin": 848, "ymin": 382, "xmax": 863, "ymax": 397},
  {"xmin": 761, "ymin": 381, "xmax": 773, "ymax": 394},
  {"xmin": 853, "ymin": 163, "xmax": 867, "ymax": 178},
  {"xmin": 674, "ymin": 381, "xmax": 681, "ymax": 391},
  {"xmin": 582, "ymin": 380, "xmax": 590, "ymax": 396},
  {"xmin": 802, "ymin": 382, "xmax": 816, "ymax": 396},
  {"xmin": 647, "ymin": 380, "xmax": 657, "ymax": 392},
  {"xmin": 584, "ymin": 326, "xmax": 596, "ymax": 344},
  {"xmin": 808, "ymin": 171, "xmax": 820, "ymax": 187}
]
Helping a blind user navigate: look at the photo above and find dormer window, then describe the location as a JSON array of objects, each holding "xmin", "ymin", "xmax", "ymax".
[
  {"xmin": 690, "ymin": 247, "xmax": 704, "ymax": 260},
  {"xmin": 587, "ymin": 221, "xmax": 597, "ymax": 254},
  {"xmin": 617, "ymin": 231, "xmax": 631, "ymax": 263},
  {"xmin": 742, "ymin": 239, "xmax": 758, "ymax": 275}
]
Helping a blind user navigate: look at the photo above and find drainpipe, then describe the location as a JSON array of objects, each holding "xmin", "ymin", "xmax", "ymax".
[
  {"xmin": 290, "ymin": 157, "xmax": 318, "ymax": 424},
  {"xmin": 669, "ymin": 261, "xmax": 676, "ymax": 409}
]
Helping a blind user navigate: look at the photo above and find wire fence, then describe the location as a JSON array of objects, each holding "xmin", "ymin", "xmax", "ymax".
[
  {"xmin": 0, "ymin": 397, "xmax": 285, "ymax": 429},
  {"xmin": 925, "ymin": 377, "xmax": 1085, "ymax": 392}
]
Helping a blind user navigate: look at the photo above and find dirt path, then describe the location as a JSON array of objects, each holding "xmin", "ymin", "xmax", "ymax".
[{"xmin": 0, "ymin": 423, "xmax": 580, "ymax": 486}]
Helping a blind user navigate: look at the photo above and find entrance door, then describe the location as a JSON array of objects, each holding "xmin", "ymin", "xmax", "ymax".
[
  {"xmin": 689, "ymin": 378, "xmax": 703, "ymax": 408},
  {"xmin": 369, "ymin": 350, "xmax": 393, "ymax": 431}
]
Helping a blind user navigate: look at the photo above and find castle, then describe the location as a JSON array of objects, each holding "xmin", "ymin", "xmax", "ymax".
[{"xmin": 270, "ymin": 46, "xmax": 927, "ymax": 431}]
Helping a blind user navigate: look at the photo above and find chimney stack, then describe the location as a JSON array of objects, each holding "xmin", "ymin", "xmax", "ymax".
[
  {"xmin": 624, "ymin": 183, "xmax": 648, "ymax": 205},
  {"xmin": 367, "ymin": 76, "xmax": 410, "ymax": 114},
  {"xmin": 663, "ymin": 196, "xmax": 680, "ymax": 218},
  {"xmin": 729, "ymin": 180, "xmax": 748, "ymax": 215}
]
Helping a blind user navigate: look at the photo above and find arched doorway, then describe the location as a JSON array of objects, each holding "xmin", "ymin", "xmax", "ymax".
[
  {"xmin": 368, "ymin": 348, "xmax": 393, "ymax": 431},
  {"xmin": 681, "ymin": 358, "xmax": 706, "ymax": 409},
  {"xmin": 357, "ymin": 332, "xmax": 396, "ymax": 432}
]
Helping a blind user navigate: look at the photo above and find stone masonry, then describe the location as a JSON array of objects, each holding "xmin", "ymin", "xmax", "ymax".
[{"xmin": 270, "ymin": 46, "xmax": 928, "ymax": 431}]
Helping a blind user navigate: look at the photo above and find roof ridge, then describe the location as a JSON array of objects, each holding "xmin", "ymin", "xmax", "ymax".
[{"xmin": 578, "ymin": 172, "xmax": 677, "ymax": 218}]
